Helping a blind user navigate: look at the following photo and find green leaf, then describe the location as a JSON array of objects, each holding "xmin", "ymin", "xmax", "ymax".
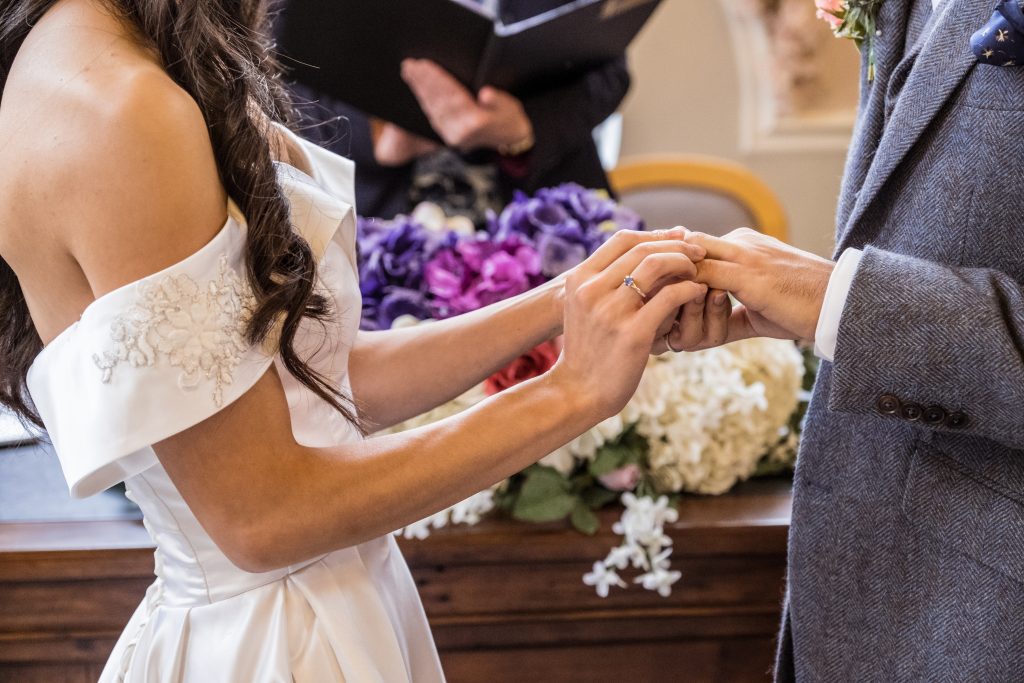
[
  {"xmin": 588, "ymin": 445, "xmax": 626, "ymax": 477},
  {"xmin": 581, "ymin": 486, "xmax": 621, "ymax": 510},
  {"xmin": 511, "ymin": 466, "xmax": 578, "ymax": 523},
  {"xmin": 570, "ymin": 502, "xmax": 600, "ymax": 536},
  {"xmin": 513, "ymin": 493, "xmax": 578, "ymax": 523},
  {"xmin": 569, "ymin": 472, "xmax": 595, "ymax": 493},
  {"xmin": 588, "ymin": 428, "xmax": 648, "ymax": 478}
]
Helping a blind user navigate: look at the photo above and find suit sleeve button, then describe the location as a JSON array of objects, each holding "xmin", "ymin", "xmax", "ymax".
[
  {"xmin": 923, "ymin": 405, "xmax": 947, "ymax": 425},
  {"xmin": 900, "ymin": 402, "xmax": 923, "ymax": 421},
  {"xmin": 946, "ymin": 412, "xmax": 970, "ymax": 429},
  {"xmin": 876, "ymin": 394, "xmax": 901, "ymax": 415}
]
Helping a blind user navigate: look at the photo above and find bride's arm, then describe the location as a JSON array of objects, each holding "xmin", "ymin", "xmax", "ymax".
[
  {"xmin": 350, "ymin": 233, "xmax": 705, "ymax": 431},
  {"xmin": 348, "ymin": 278, "xmax": 562, "ymax": 431},
  {"xmin": 41, "ymin": 78, "xmax": 706, "ymax": 573},
  {"xmin": 155, "ymin": 233, "xmax": 703, "ymax": 573}
]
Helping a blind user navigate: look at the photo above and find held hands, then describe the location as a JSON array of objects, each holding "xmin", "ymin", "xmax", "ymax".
[
  {"xmin": 549, "ymin": 230, "xmax": 708, "ymax": 420},
  {"xmin": 664, "ymin": 228, "xmax": 835, "ymax": 352}
]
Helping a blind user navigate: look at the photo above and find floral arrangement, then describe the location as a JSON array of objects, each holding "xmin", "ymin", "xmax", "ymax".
[{"xmin": 358, "ymin": 184, "xmax": 810, "ymax": 597}]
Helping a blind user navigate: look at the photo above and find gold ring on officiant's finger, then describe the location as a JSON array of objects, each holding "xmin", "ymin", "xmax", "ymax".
[{"xmin": 622, "ymin": 275, "xmax": 647, "ymax": 302}]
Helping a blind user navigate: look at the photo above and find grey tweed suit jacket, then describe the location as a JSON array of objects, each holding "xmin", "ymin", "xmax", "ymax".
[{"xmin": 776, "ymin": 0, "xmax": 1024, "ymax": 680}]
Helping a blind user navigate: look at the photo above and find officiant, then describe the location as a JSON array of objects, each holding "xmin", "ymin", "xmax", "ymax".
[{"xmin": 276, "ymin": 0, "xmax": 632, "ymax": 224}]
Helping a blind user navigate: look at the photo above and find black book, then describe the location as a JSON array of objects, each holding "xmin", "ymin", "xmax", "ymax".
[{"xmin": 277, "ymin": 0, "xmax": 662, "ymax": 141}]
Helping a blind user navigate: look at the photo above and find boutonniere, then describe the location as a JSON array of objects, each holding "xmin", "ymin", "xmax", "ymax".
[
  {"xmin": 815, "ymin": 0, "xmax": 885, "ymax": 81},
  {"xmin": 971, "ymin": 0, "xmax": 1024, "ymax": 67}
]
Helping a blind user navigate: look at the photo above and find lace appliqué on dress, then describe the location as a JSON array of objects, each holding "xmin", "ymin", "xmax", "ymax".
[{"xmin": 93, "ymin": 256, "xmax": 257, "ymax": 406}]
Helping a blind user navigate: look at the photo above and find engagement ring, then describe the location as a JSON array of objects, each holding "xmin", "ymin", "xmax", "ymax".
[{"xmin": 622, "ymin": 275, "xmax": 647, "ymax": 302}]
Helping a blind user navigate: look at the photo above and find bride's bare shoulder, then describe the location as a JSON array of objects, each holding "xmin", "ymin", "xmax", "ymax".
[{"xmin": 0, "ymin": 1, "xmax": 227, "ymax": 310}]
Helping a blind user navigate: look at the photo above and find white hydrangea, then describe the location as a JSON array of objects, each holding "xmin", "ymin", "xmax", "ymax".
[
  {"xmin": 630, "ymin": 338, "xmax": 804, "ymax": 495},
  {"xmin": 540, "ymin": 338, "xmax": 803, "ymax": 494},
  {"xmin": 384, "ymin": 324, "xmax": 804, "ymax": 549}
]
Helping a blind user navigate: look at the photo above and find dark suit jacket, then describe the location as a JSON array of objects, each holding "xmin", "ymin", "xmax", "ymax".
[{"xmin": 283, "ymin": 0, "xmax": 631, "ymax": 218}]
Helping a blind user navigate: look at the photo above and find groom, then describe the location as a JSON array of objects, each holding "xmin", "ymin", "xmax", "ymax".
[{"xmin": 674, "ymin": 0, "xmax": 1024, "ymax": 679}]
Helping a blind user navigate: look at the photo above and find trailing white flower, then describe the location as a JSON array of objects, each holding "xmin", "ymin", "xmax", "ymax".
[
  {"xmin": 383, "ymin": 318, "xmax": 806, "ymax": 586},
  {"xmin": 582, "ymin": 561, "xmax": 627, "ymax": 598},
  {"xmin": 588, "ymin": 493, "xmax": 682, "ymax": 597}
]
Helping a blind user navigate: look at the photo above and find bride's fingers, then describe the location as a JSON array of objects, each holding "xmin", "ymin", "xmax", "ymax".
[
  {"xmin": 635, "ymin": 280, "xmax": 709, "ymax": 335},
  {"xmin": 578, "ymin": 228, "xmax": 691, "ymax": 275},
  {"xmin": 603, "ymin": 243, "xmax": 702, "ymax": 294}
]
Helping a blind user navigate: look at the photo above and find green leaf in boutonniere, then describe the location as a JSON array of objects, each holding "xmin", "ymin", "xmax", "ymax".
[{"xmin": 816, "ymin": 0, "xmax": 886, "ymax": 81}]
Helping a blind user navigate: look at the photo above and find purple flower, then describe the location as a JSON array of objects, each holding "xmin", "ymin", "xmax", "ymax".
[
  {"xmin": 536, "ymin": 232, "xmax": 588, "ymax": 277},
  {"xmin": 357, "ymin": 184, "xmax": 644, "ymax": 330},
  {"xmin": 358, "ymin": 216, "xmax": 444, "ymax": 330},
  {"xmin": 474, "ymin": 248, "xmax": 538, "ymax": 305},
  {"xmin": 610, "ymin": 205, "xmax": 644, "ymax": 233},
  {"xmin": 378, "ymin": 288, "xmax": 431, "ymax": 329},
  {"xmin": 566, "ymin": 186, "xmax": 616, "ymax": 224},
  {"xmin": 490, "ymin": 183, "xmax": 641, "ymax": 264},
  {"xmin": 526, "ymin": 198, "xmax": 573, "ymax": 233},
  {"xmin": 424, "ymin": 249, "xmax": 470, "ymax": 302},
  {"xmin": 425, "ymin": 235, "xmax": 543, "ymax": 318}
]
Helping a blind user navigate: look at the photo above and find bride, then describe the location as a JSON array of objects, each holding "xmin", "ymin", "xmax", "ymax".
[{"xmin": 0, "ymin": 0, "xmax": 708, "ymax": 679}]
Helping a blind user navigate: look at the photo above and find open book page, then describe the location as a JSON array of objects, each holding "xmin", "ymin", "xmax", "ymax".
[{"xmin": 451, "ymin": 0, "xmax": 496, "ymax": 18}]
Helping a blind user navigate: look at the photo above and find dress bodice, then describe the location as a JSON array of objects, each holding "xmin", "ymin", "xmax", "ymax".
[
  {"xmin": 25, "ymin": 127, "xmax": 444, "ymax": 681},
  {"xmin": 26, "ymin": 125, "xmax": 368, "ymax": 602}
]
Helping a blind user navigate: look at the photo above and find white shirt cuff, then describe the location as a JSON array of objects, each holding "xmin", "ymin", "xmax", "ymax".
[{"xmin": 813, "ymin": 248, "xmax": 864, "ymax": 362}]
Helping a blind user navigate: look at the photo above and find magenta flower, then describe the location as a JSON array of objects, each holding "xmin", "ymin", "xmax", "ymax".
[{"xmin": 425, "ymin": 236, "xmax": 543, "ymax": 318}]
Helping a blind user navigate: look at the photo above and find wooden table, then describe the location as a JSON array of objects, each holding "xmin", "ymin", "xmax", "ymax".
[{"xmin": 0, "ymin": 443, "xmax": 792, "ymax": 682}]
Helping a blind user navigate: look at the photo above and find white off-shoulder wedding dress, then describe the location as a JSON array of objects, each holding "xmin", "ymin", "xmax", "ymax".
[{"xmin": 26, "ymin": 126, "xmax": 446, "ymax": 682}]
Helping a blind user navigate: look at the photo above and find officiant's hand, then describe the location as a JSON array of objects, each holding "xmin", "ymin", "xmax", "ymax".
[
  {"xmin": 400, "ymin": 58, "xmax": 534, "ymax": 153},
  {"xmin": 665, "ymin": 229, "xmax": 834, "ymax": 350},
  {"xmin": 370, "ymin": 118, "xmax": 441, "ymax": 167},
  {"xmin": 370, "ymin": 118, "xmax": 440, "ymax": 167}
]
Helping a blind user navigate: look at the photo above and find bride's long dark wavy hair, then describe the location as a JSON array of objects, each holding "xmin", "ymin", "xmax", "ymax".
[{"xmin": 0, "ymin": 0, "xmax": 358, "ymax": 429}]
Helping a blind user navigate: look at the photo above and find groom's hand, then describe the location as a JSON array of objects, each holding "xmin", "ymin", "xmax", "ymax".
[{"xmin": 666, "ymin": 229, "xmax": 834, "ymax": 350}]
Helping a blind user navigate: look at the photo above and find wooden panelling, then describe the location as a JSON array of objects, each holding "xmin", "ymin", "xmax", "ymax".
[{"xmin": 0, "ymin": 462, "xmax": 791, "ymax": 682}]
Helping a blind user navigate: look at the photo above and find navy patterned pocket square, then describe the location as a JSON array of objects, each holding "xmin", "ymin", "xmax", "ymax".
[{"xmin": 972, "ymin": 0, "xmax": 1024, "ymax": 66}]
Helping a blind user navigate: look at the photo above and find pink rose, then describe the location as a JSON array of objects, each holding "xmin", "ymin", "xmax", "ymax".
[
  {"xmin": 815, "ymin": 0, "xmax": 844, "ymax": 29},
  {"xmin": 598, "ymin": 464, "xmax": 642, "ymax": 492}
]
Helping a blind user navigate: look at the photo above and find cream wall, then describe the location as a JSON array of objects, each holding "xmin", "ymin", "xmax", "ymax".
[{"xmin": 618, "ymin": 0, "xmax": 861, "ymax": 257}]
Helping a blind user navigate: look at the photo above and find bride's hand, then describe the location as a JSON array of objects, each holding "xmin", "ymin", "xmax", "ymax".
[{"xmin": 549, "ymin": 230, "xmax": 708, "ymax": 419}]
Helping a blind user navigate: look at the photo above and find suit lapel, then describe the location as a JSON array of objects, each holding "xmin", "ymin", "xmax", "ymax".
[
  {"xmin": 836, "ymin": 0, "xmax": 992, "ymax": 253},
  {"xmin": 834, "ymin": 0, "xmax": 914, "ymax": 235}
]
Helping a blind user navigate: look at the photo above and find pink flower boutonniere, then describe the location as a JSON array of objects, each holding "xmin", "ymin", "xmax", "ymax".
[{"xmin": 816, "ymin": 0, "xmax": 885, "ymax": 81}]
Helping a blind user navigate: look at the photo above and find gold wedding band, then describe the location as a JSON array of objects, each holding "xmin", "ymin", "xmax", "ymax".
[{"xmin": 622, "ymin": 275, "xmax": 648, "ymax": 302}]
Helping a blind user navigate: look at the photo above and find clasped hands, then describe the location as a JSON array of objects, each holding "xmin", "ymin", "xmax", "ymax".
[
  {"xmin": 373, "ymin": 59, "xmax": 533, "ymax": 166},
  {"xmin": 644, "ymin": 228, "xmax": 835, "ymax": 354},
  {"xmin": 550, "ymin": 227, "xmax": 833, "ymax": 419}
]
